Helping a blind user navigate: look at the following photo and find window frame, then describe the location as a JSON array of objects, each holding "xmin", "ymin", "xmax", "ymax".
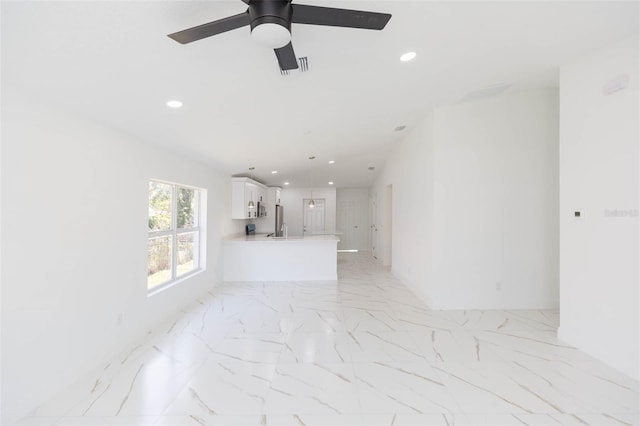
[{"xmin": 147, "ymin": 179, "xmax": 205, "ymax": 295}]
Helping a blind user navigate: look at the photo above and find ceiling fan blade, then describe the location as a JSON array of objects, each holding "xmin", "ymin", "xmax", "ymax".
[
  {"xmin": 274, "ymin": 42, "xmax": 299, "ymax": 71},
  {"xmin": 168, "ymin": 12, "xmax": 250, "ymax": 44},
  {"xmin": 291, "ymin": 4, "xmax": 391, "ymax": 30}
]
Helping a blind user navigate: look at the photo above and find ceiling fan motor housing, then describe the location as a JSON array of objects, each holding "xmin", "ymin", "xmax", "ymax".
[
  {"xmin": 249, "ymin": 0, "xmax": 293, "ymax": 31},
  {"xmin": 249, "ymin": 1, "xmax": 293, "ymax": 48}
]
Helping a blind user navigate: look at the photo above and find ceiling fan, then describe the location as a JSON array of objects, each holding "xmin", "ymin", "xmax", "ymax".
[{"xmin": 168, "ymin": 0, "xmax": 392, "ymax": 71}]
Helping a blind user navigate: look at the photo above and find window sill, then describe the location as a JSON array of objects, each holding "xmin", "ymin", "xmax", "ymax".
[{"xmin": 147, "ymin": 268, "xmax": 205, "ymax": 297}]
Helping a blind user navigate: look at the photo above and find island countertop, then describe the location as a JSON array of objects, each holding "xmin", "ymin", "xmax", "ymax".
[
  {"xmin": 223, "ymin": 233, "xmax": 339, "ymax": 281},
  {"xmin": 224, "ymin": 233, "xmax": 340, "ymax": 243}
]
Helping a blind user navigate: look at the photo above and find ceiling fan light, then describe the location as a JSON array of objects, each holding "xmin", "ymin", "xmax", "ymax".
[{"xmin": 251, "ymin": 23, "xmax": 291, "ymax": 49}]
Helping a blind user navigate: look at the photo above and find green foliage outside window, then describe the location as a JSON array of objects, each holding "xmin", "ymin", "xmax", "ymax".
[
  {"xmin": 177, "ymin": 187, "xmax": 196, "ymax": 228},
  {"xmin": 147, "ymin": 181, "xmax": 200, "ymax": 287},
  {"xmin": 148, "ymin": 181, "xmax": 172, "ymax": 231}
]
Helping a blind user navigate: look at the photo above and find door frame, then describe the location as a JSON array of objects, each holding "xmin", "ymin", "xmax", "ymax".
[
  {"xmin": 370, "ymin": 192, "xmax": 378, "ymax": 259},
  {"xmin": 383, "ymin": 184, "xmax": 393, "ymax": 267},
  {"xmin": 302, "ymin": 198, "xmax": 326, "ymax": 234}
]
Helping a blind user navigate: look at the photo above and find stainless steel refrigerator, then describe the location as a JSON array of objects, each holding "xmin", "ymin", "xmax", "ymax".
[{"xmin": 275, "ymin": 205, "xmax": 284, "ymax": 237}]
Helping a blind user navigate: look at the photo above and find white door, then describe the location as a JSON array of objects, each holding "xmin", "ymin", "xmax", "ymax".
[
  {"xmin": 370, "ymin": 192, "xmax": 378, "ymax": 258},
  {"xmin": 303, "ymin": 199, "xmax": 325, "ymax": 235},
  {"xmin": 337, "ymin": 189, "xmax": 369, "ymax": 251}
]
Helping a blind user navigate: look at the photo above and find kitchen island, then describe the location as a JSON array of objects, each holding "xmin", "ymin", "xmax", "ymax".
[{"xmin": 223, "ymin": 234, "xmax": 340, "ymax": 281}]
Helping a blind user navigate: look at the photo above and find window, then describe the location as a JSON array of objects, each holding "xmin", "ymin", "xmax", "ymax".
[{"xmin": 147, "ymin": 180, "xmax": 204, "ymax": 293}]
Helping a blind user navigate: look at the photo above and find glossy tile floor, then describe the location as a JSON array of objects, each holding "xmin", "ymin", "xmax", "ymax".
[{"xmin": 17, "ymin": 253, "xmax": 639, "ymax": 426}]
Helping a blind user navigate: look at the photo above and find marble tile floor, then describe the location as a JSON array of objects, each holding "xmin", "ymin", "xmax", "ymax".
[{"xmin": 15, "ymin": 253, "xmax": 639, "ymax": 426}]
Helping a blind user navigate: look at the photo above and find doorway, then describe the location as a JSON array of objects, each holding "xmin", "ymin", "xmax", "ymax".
[
  {"xmin": 303, "ymin": 198, "xmax": 325, "ymax": 235},
  {"xmin": 370, "ymin": 192, "xmax": 378, "ymax": 259},
  {"xmin": 383, "ymin": 185, "xmax": 393, "ymax": 267}
]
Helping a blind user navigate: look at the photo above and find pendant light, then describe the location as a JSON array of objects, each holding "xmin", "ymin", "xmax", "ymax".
[
  {"xmin": 248, "ymin": 167, "xmax": 255, "ymax": 210},
  {"xmin": 308, "ymin": 156, "xmax": 315, "ymax": 208}
]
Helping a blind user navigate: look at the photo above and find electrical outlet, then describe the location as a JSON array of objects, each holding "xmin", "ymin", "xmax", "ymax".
[
  {"xmin": 603, "ymin": 74, "xmax": 629, "ymax": 96},
  {"xmin": 496, "ymin": 282, "xmax": 502, "ymax": 291}
]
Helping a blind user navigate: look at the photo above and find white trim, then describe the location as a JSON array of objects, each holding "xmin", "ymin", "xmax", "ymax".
[
  {"xmin": 148, "ymin": 229, "xmax": 173, "ymax": 238},
  {"xmin": 170, "ymin": 184, "xmax": 178, "ymax": 284},
  {"xmin": 148, "ymin": 228, "xmax": 202, "ymax": 238},
  {"xmin": 147, "ymin": 268, "xmax": 205, "ymax": 297},
  {"xmin": 149, "ymin": 177, "xmax": 202, "ymax": 191},
  {"xmin": 176, "ymin": 227, "xmax": 199, "ymax": 234}
]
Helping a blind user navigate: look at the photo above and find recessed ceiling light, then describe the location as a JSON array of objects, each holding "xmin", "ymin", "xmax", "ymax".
[
  {"xmin": 368, "ymin": 166, "xmax": 376, "ymax": 171},
  {"xmin": 400, "ymin": 51, "xmax": 416, "ymax": 62},
  {"xmin": 166, "ymin": 100, "xmax": 183, "ymax": 108},
  {"xmin": 271, "ymin": 170, "xmax": 278, "ymax": 174},
  {"xmin": 328, "ymin": 160, "xmax": 335, "ymax": 164},
  {"xmin": 328, "ymin": 181, "xmax": 334, "ymax": 185},
  {"xmin": 284, "ymin": 182, "xmax": 290, "ymax": 185}
]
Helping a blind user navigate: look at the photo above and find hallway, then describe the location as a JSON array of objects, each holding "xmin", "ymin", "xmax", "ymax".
[{"xmin": 16, "ymin": 253, "xmax": 639, "ymax": 425}]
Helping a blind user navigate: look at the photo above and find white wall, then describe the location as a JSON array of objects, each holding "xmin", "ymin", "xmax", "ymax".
[
  {"xmin": 336, "ymin": 188, "xmax": 370, "ymax": 251},
  {"xmin": 558, "ymin": 36, "xmax": 639, "ymax": 380},
  {"xmin": 279, "ymin": 187, "xmax": 336, "ymax": 237},
  {"xmin": 430, "ymin": 90, "xmax": 559, "ymax": 309},
  {"xmin": 371, "ymin": 115, "xmax": 436, "ymax": 304},
  {"xmin": 373, "ymin": 89, "xmax": 559, "ymax": 310},
  {"xmin": 1, "ymin": 97, "xmax": 242, "ymax": 423}
]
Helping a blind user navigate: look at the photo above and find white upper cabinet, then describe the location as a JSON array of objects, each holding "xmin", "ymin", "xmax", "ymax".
[
  {"xmin": 257, "ymin": 185, "xmax": 267, "ymax": 204},
  {"xmin": 231, "ymin": 177, "xmax": 267, "ymax": 219}
]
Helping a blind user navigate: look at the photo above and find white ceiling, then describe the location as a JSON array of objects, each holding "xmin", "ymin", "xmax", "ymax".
[{"xmin": 3, "ymin": 1, "xmax": 638, "ymax": 187}]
